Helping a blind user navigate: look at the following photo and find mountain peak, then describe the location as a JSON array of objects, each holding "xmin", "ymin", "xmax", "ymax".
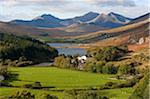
[
  {"xmin": 108, "ymin": 12, "xmax": 116, "ymax": 15},
  {"xmin": 73, "ymin": 11, "xmax": 99, "ymax": 22},
  {"xmin": 41, "ymin": 14, "xmax": 54, "ymax": 17},
  {"xmin": 108, "ymin": 12, "xmax": 132, "ymax": 23},
  {"xmin": 86, "ymin": 11, "xmax": 99, "ymax": 15},
  {"xmin": 33, "ymin": 14, "xmax": 60, "ymax": 21}
]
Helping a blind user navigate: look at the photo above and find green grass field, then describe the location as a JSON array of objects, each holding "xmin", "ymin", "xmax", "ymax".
[
  {"xmin": 0, "ymin": 67, "xmax": 133, "ymax": 99},
  {"xmin": 0, "ymin": 87, "xmax": 63, "ymax": 99},
  {"xmin": 8, "ymin": 67, "xmax": 123, "ymax": 89},
  {"xmin": 0, "ymin": 87, "xmax": 133, "ymax": 99},
  {"xmin": 98, "ymin": 88, "xmax": 133, "ymax": 99}
]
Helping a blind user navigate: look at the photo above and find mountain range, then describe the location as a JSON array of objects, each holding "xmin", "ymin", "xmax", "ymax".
[
  {"xmin": 0, "ymin": 12, "xmax": 149, "ymax": 50},
  {"xmin": 10, "ymin": 12, "xmax": 132, "ymax": 28}
]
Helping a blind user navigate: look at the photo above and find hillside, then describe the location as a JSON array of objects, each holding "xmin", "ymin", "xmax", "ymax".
[
  {"xmin": 0, "ymin": 33, "xmax": 58, "ymax": 66},
  {"xmin": 61, "ymin": 23, "xmax": 108, "ymax": 33},
  {"xmin": 0, "ymin": 12, "xmax": 135, "ymax": 40},
  {"xmin": 0, "ymin": 13, "xmax": 149, "ymax": 47},
  {"xmin": 128, "ymin": 13, "xmax": 149, "ymax": 24},
  {"xmin": 0, "ymin": 21, "xmax": 98, "ymax": 38},
  {"xmin": 72, "ymin": 14, "xmax": 149, "ymax": 47},
  {"xmin": 66, "ymin": 13, "xmax": 149, "ymax": 52},
  {"xmin": 0, "ymin": 21, "xmax": 68, "ymax": 37}
]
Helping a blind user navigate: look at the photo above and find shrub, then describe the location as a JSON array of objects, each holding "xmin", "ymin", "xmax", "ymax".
[
  {"xmin": 63, "ymin": 90, "xmax": 108, "ymax": 99},
  {"xmin": 118, "ymin": 64, "xmax": 136, "ymax": 75},
  {"xmin": 95, "ymin": 61, "xmax": 105, "ymax": 73},
  {"xmin": 129, "ymin": 71, "xmax": 149, "ymax": 99},
  {"xmin": 87, "ymin": 45, "xmax": 128, "ymax": 62},
  {"xmin": 32, "ymin": 82, "xmax": 42, "ymax": 89},
  {"xmin": 54, "ymin": 56, "xmax": 72, "ymax": 68},
  {"xmin": 41, "ymin": 93, "xmax": 58, "ymax": 99},
  {"xmin": 77, "ymin": 92, "xmax": 108, "ymax": 99},
  {"xmin": 22, "ymin": 84, "xmax": 33, "ymax": 88},
  {"xmin": 104, "ymin": 82, "xmax": 116, "ymax": 87},
  {"xmin": 22, "ymin": 82, "xmax": 42, "ymax": 89},
  {"xmin": 8, "ymin": 90, "xmax": 35, "ymax": 99},
  {"xmin": 102, "ymin": 63, "xmax": 117, "ymax": 74},
  {"xmin": 84, "ymin": 62, "xmax": 96, "ymax": 73},
  {"xmin": 111, "ymin": 77, "xmax": 139, "ymax": 88}
]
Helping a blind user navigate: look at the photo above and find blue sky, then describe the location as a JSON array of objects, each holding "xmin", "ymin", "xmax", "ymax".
[{"xmin": 0, "ymin": 0, "xmax": 149, "ymax": 21}]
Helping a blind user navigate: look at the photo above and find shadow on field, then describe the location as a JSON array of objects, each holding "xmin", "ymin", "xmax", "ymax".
[{"xmin": 6, "ymin": 72, "xmax": 19, "ymax": 82}]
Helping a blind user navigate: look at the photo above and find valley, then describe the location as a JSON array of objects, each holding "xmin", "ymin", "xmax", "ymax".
[{"xmin": 0, "ymin": 10, "xmax": 149, "ymax": 99}]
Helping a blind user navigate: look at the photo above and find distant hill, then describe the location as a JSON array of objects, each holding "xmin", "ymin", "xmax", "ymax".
[
  {"xmin": 0, "ymin": 21, "xmax": 105, "ymax": 38},
  {"xmin": 10, "ymin": 12, "xmax": 132, "ymax": 28},
  {"xmin": 0, "ymin": 21, "xmax": 65, "ymax": 37},
  {"xmin": 73, "ymin": 13, "xmax": 149, "ymax": 48},
  {"xmin": 10, "ymin": 14, "xmax": 64, "ymax": 28}
]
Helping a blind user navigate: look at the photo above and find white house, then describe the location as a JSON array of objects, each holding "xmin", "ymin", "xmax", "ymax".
[{"xmin": 77, "ymin": 55, "xmax": 87, "ymax": 64}]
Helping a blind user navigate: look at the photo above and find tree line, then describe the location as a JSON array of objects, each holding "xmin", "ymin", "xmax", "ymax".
[{"xmin": 0, "ymin": 33, "xmax": 58, "ymax": 65}]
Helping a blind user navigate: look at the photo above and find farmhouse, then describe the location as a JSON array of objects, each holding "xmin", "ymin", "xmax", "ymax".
[
  {"xmin": 77, "ymin": 55, "xmax": 87, "ymax": 63},
  {"xmin": 77, "ymin": 55, "xmax": 87, "ymax": 70}
]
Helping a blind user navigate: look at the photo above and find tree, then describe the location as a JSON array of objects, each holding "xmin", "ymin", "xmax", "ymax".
[
  {"xmin": 102, "ymin": 63, "xmax": 117, "ymax": 74},
  {"xmin": 54, "ymin": 56, "xmax": 72, "ymax": 68},
  {"xmin": 129, "ymin": 71, "xmax": 149, "ymax": 99},
  {"xmin": 0, "ymin": 33, "xmax": 58, "ymax": 65},
  {"xmin": 95, "ymin": 61, "xmax": 105, "ymax": 73},
  {"xmin": 87, "ymin": 46, "xmax": 128, "ymax": 62},
  {"xmin": 118, "ymin": 64, "xmax": 136, "ymax": 75},
  {"xmin": 84, "ymin": 60, "xmax": 97, "ymax": 73}
]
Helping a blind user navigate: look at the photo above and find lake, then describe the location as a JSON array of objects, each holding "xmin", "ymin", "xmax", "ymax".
[{"xmin": 48, "ymin": 43, "xmax": 86, "ymax": 56}]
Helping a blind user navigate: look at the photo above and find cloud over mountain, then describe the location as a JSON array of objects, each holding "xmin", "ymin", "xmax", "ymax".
[
  {"xmin": 0, "ymin": 0, "xmax": 148, "ymax": 21},
  {"xmin": 85, "ymin": 0, "xmax": 136, "ymax": 7}
]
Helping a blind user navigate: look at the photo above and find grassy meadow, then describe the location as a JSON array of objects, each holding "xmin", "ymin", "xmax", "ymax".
[
  {"xmin": 0, "ymin": 67, "xmax": 133, "ymax": 99},
  {"xmin": 8, "ymin": 67, "xmax": 123, "ymax": 89},
  {"xmin": 0, "ymin": 87, "xmax": 132, "ymax": 99}
]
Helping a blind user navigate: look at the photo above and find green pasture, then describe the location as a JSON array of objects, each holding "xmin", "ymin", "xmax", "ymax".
[
  {"xmin": 0, "ymin": 87, "xmax": 132, "ymax": 99},
  {"xmin": 0, "ymin": 67, "xmax": 133, "ymax": 99},
  {"xmin": 0, "ymin": 87, "xmax": 63, "ymax": 99},
  {"xmin": 8, "ymin": 67, "xmax": 123, "ymax": 89}
]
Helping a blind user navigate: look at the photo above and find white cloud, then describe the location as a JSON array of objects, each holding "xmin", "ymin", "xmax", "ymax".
[
  {"xmin": 0, "ymin": 0, "xmax": 148, "ymax": 21},
  {"xmin": 84, "ymin": 0, "xmax": 136, "ymax": 7}
]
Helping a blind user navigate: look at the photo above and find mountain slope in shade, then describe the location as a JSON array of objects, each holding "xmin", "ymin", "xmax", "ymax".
[
  {"xmin": 11, "ymin": 14, "xmax": 64, "ymax": 28},
  {"xmin": 88, "ymin": 12, "xmax": 132, "ymax": 28},
  {"xmin": 128, "ymin": 13, "xmax": 150, "ymax": 24},
  {"xmin": 108, "ymin": 12, "xmax": 132, "ymax": 23},
  {"xmin": 10, "ymin": 12, "xmax": 132, "ymax": 28},
  {"xmin": 60, "ymin": 11, "xmax": 99, "ymax": 26},
  {"xmin": 73, "ymin": 11, "xmax": 100, "ymax": 22}
]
